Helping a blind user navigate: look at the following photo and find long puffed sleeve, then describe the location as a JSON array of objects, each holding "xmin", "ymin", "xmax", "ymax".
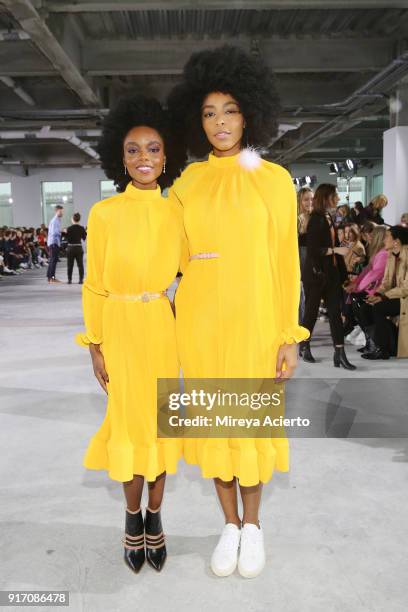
[
  {"xmin": 75, "ymin": 205, "xmax": 108, "ymax": 347},
  {"xmin": 276, "ymin": 170, "xmax": 310, "ymax": 345},
  {"xmin": 167, "ymin": 186, "xmax": 190, "ymax": 274}
]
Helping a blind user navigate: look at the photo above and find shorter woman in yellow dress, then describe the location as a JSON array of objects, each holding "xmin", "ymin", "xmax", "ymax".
[{"xmin": 75, "ymin": 96, "xmax": 185, "ymax": 574}]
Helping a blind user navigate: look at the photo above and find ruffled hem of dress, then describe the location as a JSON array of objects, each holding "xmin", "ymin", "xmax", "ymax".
[
  {"xmin": 75, "ymin": 332, "xmax": 102, "ymax": 347},
  {"xmin": 183, "ymin": 438, "xmax": 289, "ymax": 487},
  {"xmin": 83, "ymin": 435, "xmax": 183, "ymax": 482},
  {"xmin": 279, "ymin": 325, "xmax": 310, "ymax": 345}
]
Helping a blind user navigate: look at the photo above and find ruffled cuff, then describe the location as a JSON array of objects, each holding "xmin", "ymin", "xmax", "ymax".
[
  {"xmin": 75, "ymin": 332, "xmax": 102, "ymax": 348},
  {"xmin": 279, "ymin": 325, "xmax": 310, "ymax": 345}
]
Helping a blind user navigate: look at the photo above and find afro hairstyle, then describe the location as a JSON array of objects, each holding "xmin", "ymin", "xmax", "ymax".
[
  {"xmin": 97, "ymin": 94, "xmax": 186, "ymax": 192},
  {"xmin": 167, "ymin": 45, "xmax": 281, "ymax": 158}
]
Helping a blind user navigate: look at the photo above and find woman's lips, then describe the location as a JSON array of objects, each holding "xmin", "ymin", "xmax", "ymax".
[
  {"xmin": 136, "ymin": 166, "xmax": 153, "ymax": 174},
  {"xmin": 214, "ymin": 131, "xmax": 231, "ymax": 140}
]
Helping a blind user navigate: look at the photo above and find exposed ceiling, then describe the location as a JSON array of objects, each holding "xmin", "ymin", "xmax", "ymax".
[{"xmin": 1, "ymin": 0, "xmax": 408, "ymax": 171}]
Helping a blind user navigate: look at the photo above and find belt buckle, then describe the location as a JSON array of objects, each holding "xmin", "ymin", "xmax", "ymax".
[{"xmin": 141, "ymin": 291, "xmax": 150, "ymax": 303}]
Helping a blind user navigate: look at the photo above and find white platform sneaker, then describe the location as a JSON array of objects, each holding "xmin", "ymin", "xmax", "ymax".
[
  {"xmin": 210, "ymin": 523, "xmax": 241, "ymax": 577},
  {"xmin": 238, "ymin": 523, "xmax": 266, "ymax": 578}
]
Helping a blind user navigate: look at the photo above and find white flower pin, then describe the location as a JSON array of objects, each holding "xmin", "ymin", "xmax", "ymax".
[{"xmin": 238, "ymin": 147, "xmax": 262, "ymax": 170}]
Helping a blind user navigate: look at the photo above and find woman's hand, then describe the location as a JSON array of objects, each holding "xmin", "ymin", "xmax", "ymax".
[
  {"xmin": 334, "ymin": 246, "xmax": 350, "ymax": 257},
  {"xmin": 89, "ymin": 343, "xmax": 109, "ymax": 394},
  {"xmin": 275, "ymin": 343, "xmax": 298, "ymax": 380},
  {"xmin": 366, "ymin": 294, "xmax": 382, "ymax": 305}
]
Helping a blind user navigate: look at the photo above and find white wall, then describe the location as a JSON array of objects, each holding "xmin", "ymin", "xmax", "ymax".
[{"xmin": 0, "ymin": 166, "xmax": 107, "ymax": 228}]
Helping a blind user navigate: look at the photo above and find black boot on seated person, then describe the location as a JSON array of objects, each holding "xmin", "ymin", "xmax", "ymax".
[
  {"xmin": 300, "ymin": 341, "xmax": 315, "ymax": 363},
  {"xmin": 361, "ymin": 348, "xmax": 390, "ymax": 360},
  {"xmin": 145, "ymin": 506, "xmax": 167, "ymax": 572},
  {"xmin": 333, "ymin": 346, "xmax": 356, "ymax": 370},
  {"xmin": 123, "ymin": 508, "xmax": 145, "ymax": 574}
]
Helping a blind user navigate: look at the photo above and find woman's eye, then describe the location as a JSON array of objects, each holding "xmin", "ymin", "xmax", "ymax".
[
  {"xmin": 203, "ymin": 112, "xmax": 214, "ymax": 118},
  {"xmin": 127, "ymin": 148, "xmax": 137, "ymax": 155},
  {"xmin": 149, "ymin": 147, "xmax": 160, "ymax": 153}
]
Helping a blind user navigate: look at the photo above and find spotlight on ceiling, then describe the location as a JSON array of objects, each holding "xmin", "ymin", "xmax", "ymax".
[
  {"xmin": 329, "ymin": 162, "xmax": 339, "ymax": 175},
  {"xmin": 345, "ymin": 159, "xmax": 355, "ymax": 171},
  {"xmin": 293, "ymin": 178, "xmax": 301, "ymax": 187},
  {"xmin": 304, "ymin": 176, "xmax": 312, "ymax": 185}
]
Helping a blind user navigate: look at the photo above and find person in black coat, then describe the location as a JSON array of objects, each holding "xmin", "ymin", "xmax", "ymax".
[
  {"xmin": 66, "ymin": 212, "xmax": 86, "ymax": 284},
  {"xmin": 300, "ymin": 184, "xmax": 356, "ymax": 370}
]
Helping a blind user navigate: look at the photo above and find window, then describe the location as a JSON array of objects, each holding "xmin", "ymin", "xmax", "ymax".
[
  {"xmin": 337, "ymin": 176, "xmax": 366, "ymax": 206},
  {"xmin": 0, "ymin": 182, "xmax": 14, "ymax": 226},
  {"xmin": 41, "ymin": 181, "xmax": 73, "ymax": 228},
  {"xmin": 100, "ymin": 180, "xmax": 117, "ymax": 200},
  {"xmin": 372, "ymin": 174, "xmax": 383, "ymax": 199}
]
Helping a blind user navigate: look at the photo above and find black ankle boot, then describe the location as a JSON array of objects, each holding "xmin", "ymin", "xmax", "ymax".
[
  {"xmin": 333, "ymin": 346, "xmax": 356, "ymax": 370},
  {"xmin": 358, "ymin": 337, "xmax": 377, "ymax": 354},
  {"xmin": 145, "ymin": 506, "xmax": 167, "ymax": 572},
  {"xmin": 300, "ymin": 341, "xmax": 315, "ymax": 363},
  {"xmin": 123, "ymin": 508, "xmax": 145, "ymax": 574}
]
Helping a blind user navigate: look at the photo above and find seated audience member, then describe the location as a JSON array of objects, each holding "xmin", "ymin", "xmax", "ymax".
[
  {"xmin": 343, "ymin": 225, "xmax": 388, "ymax": 350},
  {"xmin": 350, "ymin": 201, "xmax": 365, "ymax": 225},
  {"xmin": 400, "ymin": 212, "xmax": 408, "ymax": 227},
  {"xmin": 362, "ymin": 226, "xmax": 408, "ymax": 360},
  {"xmin": 344, "ymin": 224, "xmax": 366, "ymax": 277},
  {"xmin": 360, "ymin": 194, "xmax": 388, "ymax": 225}
]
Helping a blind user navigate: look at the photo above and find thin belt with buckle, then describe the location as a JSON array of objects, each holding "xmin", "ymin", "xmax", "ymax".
[
  {"xmin": 107, "ymin": 290, "xmax": 167, "ymax": 303},
  {"xmin": 189, "ymin": 252, "xmax": 219, "ymax": 261}
]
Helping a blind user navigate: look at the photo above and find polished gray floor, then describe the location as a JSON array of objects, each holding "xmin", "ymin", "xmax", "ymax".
[{"xmin": 0, "ymin": 266, "xmax": 407, "ymax": 612}]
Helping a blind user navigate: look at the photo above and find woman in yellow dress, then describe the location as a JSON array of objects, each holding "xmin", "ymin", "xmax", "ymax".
[
  {"xmin": 75, "ymin": 96, "xmax": 185, "ymax": 574},
  {"xmin": 167, "ymin": 46, "xmax": 309, "ymax": 578}
]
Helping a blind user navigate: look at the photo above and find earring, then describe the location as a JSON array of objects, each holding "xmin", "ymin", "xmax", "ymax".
[{"xmin": 163, "ymin": 160, "xmax": 166, "ymax": 174}]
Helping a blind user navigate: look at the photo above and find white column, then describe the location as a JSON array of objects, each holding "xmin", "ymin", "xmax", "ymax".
[{"xmin": 383, "ymin": 126, "xmax": 408, "ymax": 225}]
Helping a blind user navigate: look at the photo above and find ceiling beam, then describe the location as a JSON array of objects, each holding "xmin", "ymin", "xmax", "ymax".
[
  {"xmin": 2, "ymin": 0, "xmax": 99, "ymax": 106},
  {"xmin": 83, "ymin": 37, "xmax": 394, "ymax": 76},
  {"xmin": 44, "ymin": 1, "xmax": 408, "ymax": 13}
]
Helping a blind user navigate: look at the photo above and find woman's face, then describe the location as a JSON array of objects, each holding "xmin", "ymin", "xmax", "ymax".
[
  {"xmin": 123, "ymin": 125, "xmax": 165, "ymax": 190},
  {"xmin": 338, "ymin": 228, "xmax": 345, "ymax": 243},
  {"xmin": 201, "ymin": 92, "xmax": 245, "ymax": 157},
  {"xmin": 328, "ymin": 192, "xmax": 340, "ymax": 212},
  {"xmin": 344, "ymin": 226, "xmax": 350, "ymax": 240},
  {"xmin": 383, "ymin": 229, "xmax": 395, "ymax": 251},
  {"xmin": 301, "ymin": 191, "xmax": 314, "ymax": 213}
]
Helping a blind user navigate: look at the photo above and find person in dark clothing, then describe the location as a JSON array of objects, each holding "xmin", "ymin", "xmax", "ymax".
[
  {"xmin": 361, "ymin": 226, "xmax": 408, "ymax": 360},
  {"xmin": 359, "ymin": 194, "xmax": 388, "ymax": 226},
  {"xmin": 350, "ymin": 201, "xmax": 365, "ymax": 225},
  {"xmin": 66, "ymin": 212, "xmax": 86, "ymax": 284},
  {"xmin": 300, "ymin": 183, "xmax": 356, "ymax": 370}
]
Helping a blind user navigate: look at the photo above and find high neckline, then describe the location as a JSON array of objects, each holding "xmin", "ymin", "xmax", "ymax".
[
  {"xmin": 208, "ymin": 152, "xmax": 241, "ymax": 168},
  {"xmin": 124, "ymin": 182, "xmax": 161, "ymax": 200}
]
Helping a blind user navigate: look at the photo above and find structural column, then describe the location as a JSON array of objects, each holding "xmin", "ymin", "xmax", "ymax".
[{"xmin": 383, "ymin": 80, "xmax": 408, "ymax": 225}]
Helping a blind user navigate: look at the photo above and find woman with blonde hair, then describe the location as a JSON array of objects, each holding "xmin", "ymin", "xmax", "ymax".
[
  {"xmin": 344, "ymin": 224, "xmax": 366, "ymax": 277},
  {"xmin": 344, "ymin": 225, "xmax": 389, "ymax": 353},
  {"xmin": 361, "ymin": 194, "xmax": 388, "ymax": 225},
  {"xmin": 298, "ymin": 187, "xmax": 314, "ymax": 321}
]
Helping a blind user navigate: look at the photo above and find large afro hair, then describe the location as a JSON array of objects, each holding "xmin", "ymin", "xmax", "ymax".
[
  {"xmin": 167, "ymin": 45, "xmax": 281, "ymax": 158},
  {"xmin": 97, "ymin": 94, "xmax": 187, "ymax": 192}
]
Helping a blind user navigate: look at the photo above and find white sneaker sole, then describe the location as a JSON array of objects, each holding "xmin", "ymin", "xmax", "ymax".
[
  {"xmin": 210, "ymin": 558, "xmax": 238, "ymax": 577},
  {"xmin": 238, "ymin": 558, "xmax": 266, "ymax": 578}
]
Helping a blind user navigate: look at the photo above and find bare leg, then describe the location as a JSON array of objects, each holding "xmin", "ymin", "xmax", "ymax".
[
  {"xmin": 123, "ymin": 474, "xmax": 144, "ymax": 512},
  {"xmin": 239, "ymin": 482, "xmax": 263, "ymax": 527},
  {"xmin": 147, "ymin": 471, "xmax": 166, "ymax": 510},
  {"xmin": 214, "ymin": 477, "xmax": 241, "ymax": 527}
]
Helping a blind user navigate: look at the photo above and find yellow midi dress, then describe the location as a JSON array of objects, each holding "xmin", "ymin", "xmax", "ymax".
[
  {"xmin": 75, "ymin": 182, "xmax": 183, "ymax": 482},
  {"xmin": 169, "ymin": 152, "xmax": 309, "ymax": 487}
]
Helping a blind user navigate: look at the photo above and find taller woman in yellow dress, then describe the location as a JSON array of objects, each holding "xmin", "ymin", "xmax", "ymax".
[
  {"xmin": 75, "ymin": 96, "xmax": 185, "ymax": 574},
  {"xmin": 167, "ymin": 46, "xmax": 309, "ymax": 578}
]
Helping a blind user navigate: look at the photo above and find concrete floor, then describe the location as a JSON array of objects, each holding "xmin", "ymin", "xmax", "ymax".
[{"xmin": 0, "ymin": 265, "xmax": 407, "ymax": 612}]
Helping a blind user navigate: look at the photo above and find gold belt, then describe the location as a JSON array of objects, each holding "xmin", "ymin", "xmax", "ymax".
[
  {"xmin": 107, "ymin": 290, "xmax": 167, "ymax": 303},
  {"xmin": 189, "ymin": 252, "xmax": 220, "ymax": 261}
]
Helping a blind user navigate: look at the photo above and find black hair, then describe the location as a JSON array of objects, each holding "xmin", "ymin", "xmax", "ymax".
[
  {"xmin": 167, "ymin": 45, "xmax": 281, "ymax": 158},
  {"xmin": 97, "ymin": 94, "xmax": 186, "ymax": 192},
  {"xmin": 73, "ymin": 213, "xmax": 81, "ymax": 222},
  {"xmin": 390, "ymin": 225, "xmax": 408, "ymax": 245},
  {"xmin": 55, "ymin": 205, "xmax": 64, "ymax": 210}
]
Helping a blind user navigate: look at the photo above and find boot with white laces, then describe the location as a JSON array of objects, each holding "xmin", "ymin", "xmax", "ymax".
[
  {"xmin": 210, "ymin": 523, "xmax": 241, "ymax": 577},
  {"xmin": 238, "ymin": 522, "xmax": 265, "ymax": 578}
]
